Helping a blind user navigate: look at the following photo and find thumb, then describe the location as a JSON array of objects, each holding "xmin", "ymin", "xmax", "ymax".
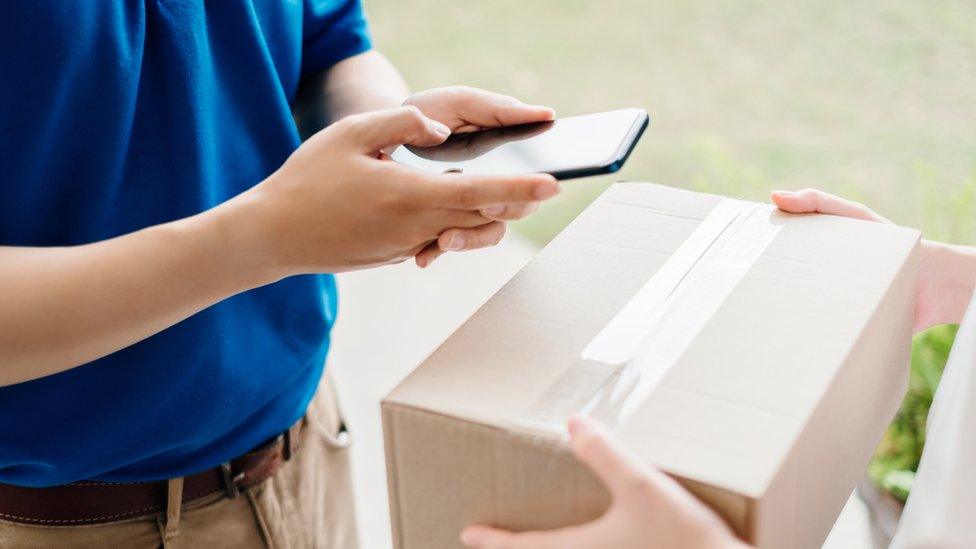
[
  {"xmin": 347, "ymin": 105, "xmax": 452, "ymax": 153},
  {"xmin": 448, "ymin": 87, "xmax": 555, "ymax": 128},
  {"xmin": 460, "ymin": 525, "xmax": 529, "ymax": 549},
  {"xmin": 461, "ymin": 524, "xmax": 593, "ymax": 549},
  {"xmin": 567, "ymin": 415, "xmax": 661, "ymax": 497}
]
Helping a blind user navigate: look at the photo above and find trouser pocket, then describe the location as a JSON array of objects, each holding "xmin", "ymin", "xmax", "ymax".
[
  {"xmin": 251, "ymin": 370, "xmax": 359, "ymax": 549},
  {"xmin": 307, "ymin": 371, "xmax": 352, "ymax": 452}
]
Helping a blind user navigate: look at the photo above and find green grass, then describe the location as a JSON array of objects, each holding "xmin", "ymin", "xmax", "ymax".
[{"xmin": 365, "ymin": 0, "xmax": 976, "ymax": 499}]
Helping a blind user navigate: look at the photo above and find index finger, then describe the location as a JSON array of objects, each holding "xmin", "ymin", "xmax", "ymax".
[
  {"xmin": 433, "ymin": 173, "xmax": 560, "ymax": 210},
  {"xmin": 770, "ymin": 189, "xmax": 889, "ymax": 223}
]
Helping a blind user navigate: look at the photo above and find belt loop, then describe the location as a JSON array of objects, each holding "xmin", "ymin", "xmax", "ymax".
[
  {"xmin": 221, "ymin": 462, "xmax": 244, "ymax": 498},
  {"xmin": 310, "ymin": 414, "xmax": 351, "ymax": 451},
  {"xmin": 162, "ymin": 477, "xmax": 183, "ymax": 542},
  {"xmin": 282, "ymin": 427, "xmax": 293, "ymax": 461}
]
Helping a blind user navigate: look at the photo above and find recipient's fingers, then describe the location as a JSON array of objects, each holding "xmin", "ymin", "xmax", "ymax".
[
  {"xmin": 771, "ymin": 189, "xmax": 889, "ymax": 223},
  {"xmin": 438, "ymin": 221, "xmax": 506, "ymax": 252},
  {"xmin": 461, "ymin": 525, "xmax": 522, "ymax": 549},
  {"xmin": 481, "ymin": 202, "xmax": 540, "ymax": 221},
  {"xmin": 346, "ymin": 105, "xmax": 451, "ymax": 152},
  {"xmin": 433, "ymin": 173, "xmax": 559, "ymax": 210}
]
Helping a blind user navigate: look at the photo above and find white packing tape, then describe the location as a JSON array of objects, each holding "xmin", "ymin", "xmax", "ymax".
[{"xmin": 521, "ymin": 198, "xmax": 784, "ymax": 433}]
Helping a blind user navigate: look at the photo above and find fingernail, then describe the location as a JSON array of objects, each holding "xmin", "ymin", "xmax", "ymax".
[
  {"xmin": 535, "ymin": 106, "xmax": 556, "ymax": 118},
  {"xmin": 567, "ymin": 415, "xmax": 591, "ymax": 435},
  {"xmin": 433, "ymin": 121, "xmax": 451, "ymax": 138},
  {"xmin": 567, "ymin": 416, "xmax": 584, "ymax": 436},
  {"xmin": 445, "ymin": 234, "xmax": 466, "ymax": 251},
  {"xmin": 773, "ymin": 190, "xmax": 795, "ymax": 196},
  {"xmin": 534, "ymin": 182, "xmax": 560, "ymax": 200},
  {"xmin": 483, "ymin": 205, "xmax": 505, "ymax": 216}
]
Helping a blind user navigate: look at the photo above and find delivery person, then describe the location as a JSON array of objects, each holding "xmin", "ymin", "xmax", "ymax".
[
  {"xmin": 0, "ymin": 2, "xmax": 560, "ymax": 547},
  {"xmin": 462, "ymin": 188, "xmax": 976, "ymax": 549}
]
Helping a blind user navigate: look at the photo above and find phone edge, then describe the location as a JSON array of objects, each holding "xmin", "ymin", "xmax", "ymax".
[{"xmin": 549, "ymin": 110, "xmax": 650, "ymax": 180}]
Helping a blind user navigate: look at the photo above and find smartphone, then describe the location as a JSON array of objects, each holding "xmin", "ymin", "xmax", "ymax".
[{"xmin": 390, "ymin": 108, "xmax": 649, "ymax": 180}]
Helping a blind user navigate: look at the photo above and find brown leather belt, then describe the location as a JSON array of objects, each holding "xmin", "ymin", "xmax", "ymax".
[{"xmin": 0, "ymin": 419, "xmax": 304, "ymax": 526}]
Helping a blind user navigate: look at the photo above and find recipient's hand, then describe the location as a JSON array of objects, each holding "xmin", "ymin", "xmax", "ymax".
[
  {"xmin": 232, "ymin": 106, "xmax": 559, "ymax": 280},
  {"xmin": 461, "ymin": 416, "xmax": 748, "ymax": 549},
  {"xmin": 404, "ymin": 86, "xmax": 557, "ymax": 267},
  {"xmin": 772, "ymin": 188, "xmax": 976, "ymax": 332}
]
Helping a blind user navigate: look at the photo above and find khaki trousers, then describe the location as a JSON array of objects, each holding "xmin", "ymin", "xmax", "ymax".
[{"xmin": 0, "ymin": 374, "xmax": 358, "ymax": 549}]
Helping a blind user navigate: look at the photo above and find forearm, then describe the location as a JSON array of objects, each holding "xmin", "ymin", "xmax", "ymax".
[
  {"xmin": 1, "ymin": 82, "xmax": 555, "ymax": 385},
  {"xmin": 920, "ymin": 239, "xmax": 976, "ymax": 327},
  {"xmin": 319, "ymin": 50, "xmax": 409, "ymax": 121},
  {"xmin": 293, "ymin": 50, "xmax": 407, "ymax": 138},
  {"xmin": 0, "ymin": 197, "xmax": 267, "ymax": 386}
]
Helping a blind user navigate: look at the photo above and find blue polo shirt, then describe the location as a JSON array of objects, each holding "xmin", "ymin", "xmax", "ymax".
[{"xmin": 0, "ymin": 0, "xmax": 371, "ymax": 487}]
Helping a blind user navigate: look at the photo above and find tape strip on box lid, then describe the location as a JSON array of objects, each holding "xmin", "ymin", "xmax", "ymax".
[{"xmin": 521, "ymin": 198, "xmax": 784, "ymax": 433}]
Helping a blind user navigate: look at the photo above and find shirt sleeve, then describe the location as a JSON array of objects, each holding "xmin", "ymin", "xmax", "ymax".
[
  {"xmin": 890, "ymin": 291, "xmax": 976, "ymax": 548},
  {"xmin": 301, "ymin": 0, "xmax": 373, "ymax": 77}
]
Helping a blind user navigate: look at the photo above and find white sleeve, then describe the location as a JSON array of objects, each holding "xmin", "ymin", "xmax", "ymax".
[{"xmin": 890, "ymin": 292, "xmax": 976, "ymax": 548}]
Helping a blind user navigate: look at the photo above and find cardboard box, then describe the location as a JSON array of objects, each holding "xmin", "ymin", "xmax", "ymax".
[{"xmin": 382, "ymin": 182, "xmax": 920, "ymax": 548}]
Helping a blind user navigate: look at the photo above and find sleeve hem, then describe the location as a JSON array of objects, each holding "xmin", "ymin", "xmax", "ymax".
[{"xmin": 301, "ymin": 34, "xmax": 373, "ymax": 77}]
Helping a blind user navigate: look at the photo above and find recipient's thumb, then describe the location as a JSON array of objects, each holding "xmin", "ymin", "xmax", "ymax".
[{"xmin": 348, "ymin": 105, "xmax": 451, "ymax": 152}]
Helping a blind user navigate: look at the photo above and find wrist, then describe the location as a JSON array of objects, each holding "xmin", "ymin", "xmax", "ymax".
[{"xmin": 202, "ymin": 184, "xmax": 288, "ymax": 291}]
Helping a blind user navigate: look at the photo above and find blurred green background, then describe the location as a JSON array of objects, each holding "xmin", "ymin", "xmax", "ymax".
[
  {"xmin": 365, "ymin": 0, "xmax": 976, "ymax": 499},
  {"xmin": 367, "ymin": 0, "xmax": 976, "ymax": 244}
]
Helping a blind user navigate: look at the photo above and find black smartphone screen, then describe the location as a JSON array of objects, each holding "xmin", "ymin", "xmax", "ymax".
[{"xmin": 390, "ymin": 108, "xmax": 648, "ymax": 180}]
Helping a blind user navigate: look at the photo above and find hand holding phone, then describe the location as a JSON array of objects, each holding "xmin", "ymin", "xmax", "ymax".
[{"xmin": 391, "ymin": 108, "xmax": 649, "ymax": 180}]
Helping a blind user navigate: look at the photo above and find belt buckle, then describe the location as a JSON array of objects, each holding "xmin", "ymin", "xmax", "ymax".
[{"xmin": 220, "ymin": 462, "xmax": 245, "ymax": 499}]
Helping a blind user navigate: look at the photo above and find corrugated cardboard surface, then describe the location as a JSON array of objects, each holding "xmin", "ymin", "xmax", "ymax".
[{"xmin": 383, "ymin": 182, "xmax": 920, "ymax": 548}]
